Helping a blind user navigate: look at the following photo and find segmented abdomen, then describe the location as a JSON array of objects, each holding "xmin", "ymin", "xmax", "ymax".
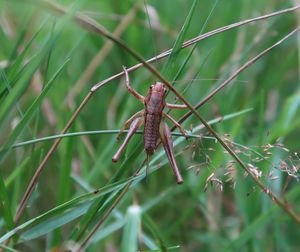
[{"xmin": 144, "ymin": 113, "xmax": 161, "ymax": 155}]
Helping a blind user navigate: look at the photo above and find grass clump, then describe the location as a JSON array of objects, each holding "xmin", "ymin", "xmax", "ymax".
[{"xmin": 0, "ymin": 0, "xmax": 300, "ymax": 251}]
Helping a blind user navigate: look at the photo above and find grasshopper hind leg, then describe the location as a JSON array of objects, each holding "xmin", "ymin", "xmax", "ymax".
[
  {"xmin": 112, "ymin": 117, "xmax": 143, "ymax": 162},
  {"xmin": 159, "ymin": 122, "xmax": 183, "ymax": 184}
]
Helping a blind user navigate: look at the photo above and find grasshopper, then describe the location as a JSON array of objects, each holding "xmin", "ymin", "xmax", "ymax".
[{"xmin": 112, "ymin": 67, "xmax": 188, "ymax": 184}]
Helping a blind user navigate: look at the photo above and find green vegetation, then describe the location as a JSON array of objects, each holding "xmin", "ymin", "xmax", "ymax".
[{"xmin": 0, "ymin": 0, "xmax": 300, "ymax": 251}]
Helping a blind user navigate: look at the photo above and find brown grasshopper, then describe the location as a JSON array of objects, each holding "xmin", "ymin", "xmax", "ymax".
[{"xmin": 112, "ymin": 66, "xmax": 188, "ymax": 184}]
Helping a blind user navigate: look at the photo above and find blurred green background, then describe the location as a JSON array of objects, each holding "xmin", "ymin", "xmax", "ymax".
[{"xmin": 0, "ymin": 0, "xmax": 300, "ymax": 251}]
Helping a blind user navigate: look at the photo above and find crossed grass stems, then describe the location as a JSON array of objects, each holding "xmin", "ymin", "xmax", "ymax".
[{"xmin": 8, "ymin": 1, "xmax": 300, "ymax": 249}]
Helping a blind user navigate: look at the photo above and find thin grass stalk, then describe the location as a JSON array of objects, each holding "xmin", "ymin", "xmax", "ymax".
[{"xmin": 12, "ymin": 131, "xmax": 206, "ymax": 148}]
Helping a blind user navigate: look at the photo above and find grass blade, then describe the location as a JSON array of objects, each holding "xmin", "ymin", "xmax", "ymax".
[
  {"xmin": 0, "ymin": 178, "xmax": 134, "ymax": 243},
  {"xmin": 0, "ymin": 170, "xmax": 14, "ymax": 231},
  {"xmin": 162, "ymin": 0, "xmax": 198, "ymax": 80},
  {"xmin": 0, "ymin": 58, "xmax": 69, "ymax": 162},
  {"xmin": 120, "ymin": 205, "xmax": 142, "ymax": 252}
]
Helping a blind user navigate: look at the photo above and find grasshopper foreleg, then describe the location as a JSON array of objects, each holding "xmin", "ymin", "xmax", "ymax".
[{"xmin": 123, "ymin": 66, "xmax": 145, "ymax": 103}]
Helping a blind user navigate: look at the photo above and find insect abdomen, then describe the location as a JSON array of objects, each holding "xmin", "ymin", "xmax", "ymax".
[{"xmin": 144, "ymin": 113, "xmax": 161, "ymax": 155}]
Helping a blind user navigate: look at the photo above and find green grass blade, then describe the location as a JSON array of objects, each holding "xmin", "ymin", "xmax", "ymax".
[
  {"xmin": 0, "ymin": 61, "xmax": 36, "ymax": 126},
  {"xmin": 162, "ymin": 0, "xmax": 198, "ymax": 79},
  {"xmin": 0, "ymin": 58, "xmax": 69, "ymax": 162},
  {"xmin": 0, "ymin": 178, "xmax": 134, "ymax": 243},
  {"xmin": 0, "ymin": 170, "xmax": 14, "ymax": 231},
  {"xmin": 171, "ymin": 0, "xmax": 220, "ymax": 84},
  {"xmin": 89, "ymin": 218, "xmax": 126, "ymax": 243},
  {"xmin": 6, "ymin": 20, "xmax": 47, "ymax": 83},
  {"xmin": 12, "ymin": 108, "xmax": 253, "ymax": 149},
  {"xmin": 51, "ymin": 136, "xmax": 73, "ymax": 246},
  {"xmin": 120, "ymin": 205, "xmax": 142, "ymax": 252},
  {"xmin": 142, "ymin": 213, "xmax": 168, "ymax": 251},
  {"xmin": 0, "ymin": 244, "xmax": 18, "ymax": 252},
  {"xmin": 20, "ymin": 202, "xmax": 91, "ymax": 241},
  {"xmin": 5, "ymin": 157, "xmax": 30, "ymax": 188},
  {"xmin": 271, "ymin": 92, "xmax": 300, "ymax": 138}
]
